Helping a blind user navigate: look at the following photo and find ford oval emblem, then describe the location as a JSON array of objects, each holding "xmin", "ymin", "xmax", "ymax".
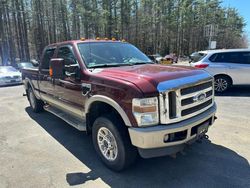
[{"xmin": 193, "ymin": 93, "xmax": 206, "ymax": 102}]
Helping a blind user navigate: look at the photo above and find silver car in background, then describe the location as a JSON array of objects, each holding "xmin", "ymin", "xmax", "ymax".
[
  {"xmin": 0, "ymin": 66, "xmax": 22, "ymax": 86},
  {"xmin": 190, "ymin": 49, "xmax": 250, "ymax": 92}
]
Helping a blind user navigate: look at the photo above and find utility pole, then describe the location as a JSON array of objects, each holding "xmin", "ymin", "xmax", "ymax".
[{"xmin": 204, "ymin": 24, "xmax": 218, "ymax": 49}]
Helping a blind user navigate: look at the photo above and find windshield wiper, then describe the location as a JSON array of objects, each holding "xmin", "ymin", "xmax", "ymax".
[
  {"xmin": 88, "ymin": 63, "xmax": 126, "ymax": 69},
  {"xmin": 129, "ymin": 61, "xmax": 154, "ymax": 65},
  {"xmin": 88, "ymin": 61, "xmax": 153, "ymax": 69}
]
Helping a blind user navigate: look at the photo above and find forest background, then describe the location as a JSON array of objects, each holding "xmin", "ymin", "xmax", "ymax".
[{"xmin": 0, "ymin": 0, "xmax": 248, "ymax": 65}]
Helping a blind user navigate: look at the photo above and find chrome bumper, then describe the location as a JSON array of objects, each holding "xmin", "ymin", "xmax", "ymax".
[
  {"xmin": 0, "ymin": 80, "xmax": 22, "ymax": 86},
  {"xmin": 128, "ymin": 104, "xmax": 216, "ymax": 149}
]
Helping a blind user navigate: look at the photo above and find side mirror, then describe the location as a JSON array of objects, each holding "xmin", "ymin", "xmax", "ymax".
[
  {"xmin": 64, "ymin": 58, "xmax": 81, "ymax": 80},
  {"xmin": 50, "ymin": 58, "xmax": 64, "ymax": 79}
]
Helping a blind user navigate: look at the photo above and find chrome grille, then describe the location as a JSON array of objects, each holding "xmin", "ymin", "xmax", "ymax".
[{"xmin": 160, "ymin": 79, "xmax": 214, "ymax": 124}]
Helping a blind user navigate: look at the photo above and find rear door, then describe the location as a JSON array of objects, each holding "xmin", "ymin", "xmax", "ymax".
[
  {"xmin": 223, "ymin": 52, "xmax": 250, "ymax": 85},
  {"xmin": 206, "ymin": 53, "xmax": 228, "ymax": 76},
  {"xmin": 53, "ymin": 45, "xmax": 86, "ymax": 118},
  {"xmin": 237, "ymin": 52, "xmax": 250, "ymax": 85}
]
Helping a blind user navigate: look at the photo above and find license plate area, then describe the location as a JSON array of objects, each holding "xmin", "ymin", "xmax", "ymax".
[
  {"xmin": 191, "ymin": 118, "xmax": 211, "ymax": 136},
  {"xmin": 197, "ymin": 123, "xmax": 209, "ymax": 135}
]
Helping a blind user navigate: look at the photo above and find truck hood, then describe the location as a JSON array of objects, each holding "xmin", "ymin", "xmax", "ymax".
[{"xmin": 95, "ymin": 64, "xmax": 211, "ymax": 95}]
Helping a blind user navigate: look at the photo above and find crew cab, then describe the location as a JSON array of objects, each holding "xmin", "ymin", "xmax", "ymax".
[{"xmin": 22, "ymin": 39, "xmax": 217, "ymax": 171}]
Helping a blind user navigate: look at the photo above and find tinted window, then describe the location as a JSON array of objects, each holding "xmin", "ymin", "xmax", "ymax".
[
  {"xmin": 209, "ymin": 52, "xmax": 240, "ymax": 63},
  {"xmin": 209, "ymin": 54, "xmax": 218, "ymax": 62},
  {"xmin": 41, "ymin": 48, "xmax": 55, "ymax": 69},
  {"xmin": 241, "ymin": 52, "xmax": 250, "ymax": 64},
  {"xmin": 57, "ymin": 46, "xmax": 77, "ymax": 65},
  {"xmin": 209, "ymin": 52, "xmax": 250, "ymax": 64}
]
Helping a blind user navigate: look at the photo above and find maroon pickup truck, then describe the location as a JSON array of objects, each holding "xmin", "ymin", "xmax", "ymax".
[{"xmin": 22, "ymin": 39, "xmax": 217, "ymax": 171}]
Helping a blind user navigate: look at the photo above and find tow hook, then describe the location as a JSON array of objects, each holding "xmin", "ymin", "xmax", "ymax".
[{"xmin": 196, "ymin": 134, "xmax": 209, "ymax": 143}]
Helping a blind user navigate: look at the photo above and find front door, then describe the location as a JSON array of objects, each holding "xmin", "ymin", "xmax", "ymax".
[{"xmin": 53, "ymin": 45, "xmax": 86, "ymax": 118}]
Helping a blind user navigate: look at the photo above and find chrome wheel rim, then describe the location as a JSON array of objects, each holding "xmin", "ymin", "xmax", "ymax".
[
  {"xmin": 97, "ymin": 127, "xmax": 118, "ymax": 161},
  {"xmin": 215, "ymin": 78, "xmax": 228, "ymax": 92},
  {"xmin": 29, "ymin": 90, "xmax": 36, "ymax": 109}
]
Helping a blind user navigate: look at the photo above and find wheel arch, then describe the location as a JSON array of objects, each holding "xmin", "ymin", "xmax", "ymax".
[
  {"xmin": 214, "ymin": 74, "xmax": 233, "ymax": 85},
  {"xmin": 85, "ymin": 95, "xmax": 132, "ymax": 133},
  {"xmin": 24, "ymin": 78, "xmax": 41, "ymax": 100}
]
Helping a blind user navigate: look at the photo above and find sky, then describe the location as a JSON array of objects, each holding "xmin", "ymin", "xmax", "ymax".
[{"xmin": 222, "ymin": 0, "xmax": 250, "ymax": 35}]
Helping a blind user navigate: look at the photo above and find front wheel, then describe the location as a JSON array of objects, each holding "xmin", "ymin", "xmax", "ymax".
[
  {"xmin": 28, "ymin": 87, "xmax": 44, "ymax": 113},
  {"xmin": 214, "ymin": 76, "xmax": 231, "ymax": 93},
  {"xmin": 92, "ymin": 115, "xmax": 137, "ymax": 171}
]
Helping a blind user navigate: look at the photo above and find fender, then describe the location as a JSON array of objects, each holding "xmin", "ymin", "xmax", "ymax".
[
  {"xmin": 85, "ymin": 95, "xmax": 132, "ymax": 127},
  {"xmin": 24, "ymin": 77, "xmax": 41, "ymax": 100}
]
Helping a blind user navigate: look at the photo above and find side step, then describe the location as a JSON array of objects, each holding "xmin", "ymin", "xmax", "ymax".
[{"xmin": 44, "ymin": 105, "xmax": 86, "ymax": 131}]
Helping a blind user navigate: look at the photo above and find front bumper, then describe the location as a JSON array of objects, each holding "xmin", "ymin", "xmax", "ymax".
[
  {"xmin": 0, "ymin": 79, "xmax": 22, "ymax": 86},
  {"xmin": 128, "ymin": 104, "xmax": 216, "ymax": 156}
]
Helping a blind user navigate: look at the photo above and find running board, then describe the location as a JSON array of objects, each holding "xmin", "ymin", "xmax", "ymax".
[{"xmin": 44, "ymin": 105, "xmax": 86, "ymax": 131}]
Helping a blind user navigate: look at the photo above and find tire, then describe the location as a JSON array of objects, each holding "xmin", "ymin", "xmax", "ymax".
[
  {"xmin": 92, "ymin": 114, "xmax": 137, "ymax": 171},
  {"xmin": 214, "ymin": 76, "xmax": 231, "ymax": 93},
  {"xmin": 28, "ymin": 87, "xmax": 44, "ymax": 113}
]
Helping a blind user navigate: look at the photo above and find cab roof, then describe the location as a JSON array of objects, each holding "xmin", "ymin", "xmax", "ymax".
[{"xmin": 47, "ymin": 39, "xmax": 126, "ymax": 48}]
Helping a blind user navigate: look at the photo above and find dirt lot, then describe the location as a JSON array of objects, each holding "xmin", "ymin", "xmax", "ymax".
[{"xmin": 0, "ymin": 85, "xmax": 250, "ymax": 188}]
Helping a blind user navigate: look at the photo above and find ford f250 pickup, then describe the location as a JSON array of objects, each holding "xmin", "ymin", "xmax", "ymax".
[{"xmin": 22, "ymin": 39, "xmax": 217, "ymax": 171}]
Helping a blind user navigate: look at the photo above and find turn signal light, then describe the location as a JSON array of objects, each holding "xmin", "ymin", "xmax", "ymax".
[
  {"xmin": 194, "ymin": 64, "xmax": 209, "ymax": 69},
  {"xmin": 49, "ymin": 68, "xmax": 53, "ymax": 76}
]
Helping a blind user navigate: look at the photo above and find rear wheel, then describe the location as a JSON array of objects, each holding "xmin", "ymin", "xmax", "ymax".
[
  {"xmin": 28, "ymin": 87, "xmax": 44, "ymax": 113},
  {"xmin": 214, "ymin": 76, "xmax": 231, "ymax": 93},
  {"xmin": 92, "ymin": 114, "xmax": 137, "ymax": 171}
]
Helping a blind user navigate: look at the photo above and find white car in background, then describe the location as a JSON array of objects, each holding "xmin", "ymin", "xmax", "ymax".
[
  {"xmin": 0, "ymin": 66, "xmax": 22, "ymax": 86},
  {"xmin": 190, "ymin": 49, "xmax": 250, "ymax": 93}
]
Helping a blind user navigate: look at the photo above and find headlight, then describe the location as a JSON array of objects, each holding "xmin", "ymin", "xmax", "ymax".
[{"xmin": 132, "ymin": 97, "xmax": 159, "ymax": 126}]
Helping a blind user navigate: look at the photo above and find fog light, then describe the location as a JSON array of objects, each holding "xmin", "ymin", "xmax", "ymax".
[{"xmin": 163, "ymin": 134, "xmax": 169, "ymax": 142}]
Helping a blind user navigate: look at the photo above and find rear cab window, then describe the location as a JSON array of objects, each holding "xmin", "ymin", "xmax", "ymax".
[{"xmin": 41, "ymin": 47, "xmax": 56, "ymax": 71}]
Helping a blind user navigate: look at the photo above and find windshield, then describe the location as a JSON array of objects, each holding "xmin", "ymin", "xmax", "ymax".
[
  {"xmin": 77, "ymin": 42, "xmax": 152, "ymax": 68},
  {"xmin": 18, "ymin": 63, "xmax": 33, "ymax": 69},
  {"xmin": 0, "ymin": 66, "xmax": 18, "ymax": 73}
]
